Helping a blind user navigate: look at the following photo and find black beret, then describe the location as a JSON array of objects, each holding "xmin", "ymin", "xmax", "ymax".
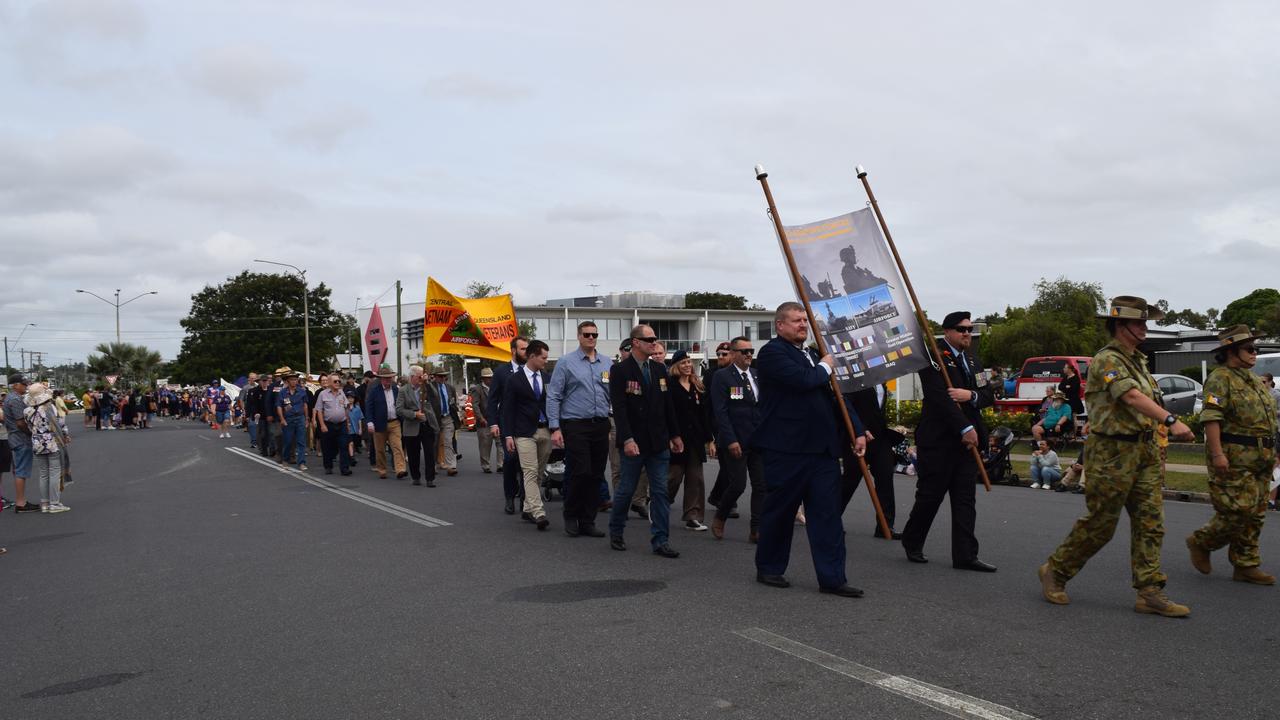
[{"xmin": 942, "ymin": 311, "xmax": 971, "ymax": 329}]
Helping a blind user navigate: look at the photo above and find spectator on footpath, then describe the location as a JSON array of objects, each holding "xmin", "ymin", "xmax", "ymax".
[
  {"xmin": 1032, "ymin": 391, "xmax": 1074, "ymax": 446},
  {"xmin": 1058, "ymin": 363, "xmax": 1084, "ymax": 416},
  {"xmin": 214, "ymin": 387, "xmax": 233, "ymax": 438},
  {"xmin": 314, "ymin": 373, "xmax": 352, "ymax": 476},
  {"xmin": 24, "ymin": 382, "xmax": 70, "ymax": 513},
  {"xmin": 666, "ymin": 350, "xmax": 712, "ymax": 532},
  {"xmin": 81, "ymin": 388, "xmax": 94, "ymax": 428},
  {"xmin": 547, "ymin": 322, "xmax": 612, "ymax": 538},
  {"xmin": 365, "ymin": 366, "xmax": 407, "ymax": 479},
  {"xmin": 1057, "ymin": 446, "xmax": 1087, "ymax": 493},
  {"xmin": 470, "ymin": 368, "xmax": 498, "ymax": 474},
  {"xmin": 4, "ymin": 375, "xmax": 40, "ymax": 513},
  {"xmin": 1030, "ymin": 440, "xmax": 1062, "ymax": 490}
]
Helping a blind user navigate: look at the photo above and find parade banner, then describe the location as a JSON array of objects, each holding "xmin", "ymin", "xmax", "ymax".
[
  {"xmin": 422, "ymin": 277, "xmax": 518, "ymax": 362},
  {"xmin": 365, "ymin": 304, "xmax": 388, "ymax": 369},
  {"xmin": 783, "ymin": 208, "xmax": 929, "ymax": 392}
]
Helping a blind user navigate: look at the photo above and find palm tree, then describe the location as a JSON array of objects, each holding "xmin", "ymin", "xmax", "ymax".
[{"xmin": 86, "ymin": 342, "xmax": 163, "ymax": 386}]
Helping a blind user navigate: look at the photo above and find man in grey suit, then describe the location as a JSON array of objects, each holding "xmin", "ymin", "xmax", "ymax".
[
  {"xmin": 398, "ymin": 365, "xmax": 442, "ymax": 486},
  {"xmin": 431, "ymin": 368, "xmax": 461, "ymax": 476},
  {"xmin": 471, "ymin": 367, "xmax": 497, "ymax": 473}
]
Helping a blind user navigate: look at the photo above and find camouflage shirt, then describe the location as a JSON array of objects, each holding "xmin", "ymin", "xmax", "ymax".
[
  {"xmin": 1201, "ymin": 367, "xmax": 1279, "ymax": 437},
  {"xmin": 1085, "ymin": 340, "xmax": 1158, "ymax": 436}
]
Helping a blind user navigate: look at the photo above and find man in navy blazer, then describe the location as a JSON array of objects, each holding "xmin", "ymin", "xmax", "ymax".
[
  {"xmin": 752, "ymin": 302, "xmax": 866, "ymax": 597},
  {"xmin": 502, "ymin": 340, "xmax": 554, "ymax": 531},
  {"xmin": 364, "ymin": 366, "xmax": 407, "ymax": 479},
  {"xmin": 709, "ymin": 335, "xmax": 765, "ymax": 541},
  {"xmin": 488, "ymin": 337, "xmax": 530, "ymax": 514}
]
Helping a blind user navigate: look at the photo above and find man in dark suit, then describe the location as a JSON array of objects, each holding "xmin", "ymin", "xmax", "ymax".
[
  {"xmin": 703, "ymin": 341, "xmax": 734, "ymax": 511},
  {"xmin": 364, "ymin": 366, "xmax": 407, "ymax": 479},
  {"xmin": 502, "ymin": 340, "xmax": 554, "ymax": 531},
  {"xmin": 901, "ymin": 311, "xmax": 998, "ymax": 571},
  {"xmin": 752, "ymin": 302, "xmax": 866, "ymax": 597},
  {"xmin": 488, "ymin": 337, "xmax": 530, "ymax": 514},
  {"xmin": 842, "ymin": 384, "xmax": 904, "ymax": 539},
  {"xmin": 607, "ymin": 324, "xmax": 684, "ymax": 558},
  {"xmin": 709, "ymin": 335, "xmax": 764, "ymax": 542}
]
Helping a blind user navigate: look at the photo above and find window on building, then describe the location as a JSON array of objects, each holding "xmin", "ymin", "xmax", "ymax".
[
  {"xmin": 549, "ymin": 318, "xmax": 564, "ymax": 340},
  {"xmin": 606, "ymin": 318, "xmax": 621, "ymax": 340},
  {"xmin": 534, "ymin": 317, "xmax": 550, "ymax": 340},
  {"xmin": 729, "ymin": 321, "xmax": 743, "ymax": 339},
  {"xmin": 757, "ymin": 321, "xmax": 773, "ymax": 340}
]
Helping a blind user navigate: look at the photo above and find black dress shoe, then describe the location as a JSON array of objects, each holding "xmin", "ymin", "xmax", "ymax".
[
  {"xmin": 564, "ymin": 524, "xmax": 581, "ymax": 538},
  {"xmin": 728, "ymin": 509, "xmax": 741, "ymax": 519},
  {"xmin": 820, "ymin": 584, "xmax": 865, "ymax": 598},
  {"xmin": 652, "ymin": 543, "xmax": 680, "ymax": 558},
  {"xmin": 954, "ymin": 559, "xmax": 998, "ymax": 572},
  {"xmin": 504, "ymin": 498, "xmax": 515, "ymax": 515},
  {"xmin": 873, "ymin": 528, "xmax": 903, "ymax": 540},
  {"xmin": 521, "ymin": 512, "xmax": 535, "ymax": 523},
  {"xmin": 536, "ymin": 516, "xmax": 550, "ymax": 531},
  {"xmin": 425, "ymin": 480, "xmax": 436, "ymax": 488},
  {"xmin": 340, "ymin": 470, "xmax": 352, "ymax": 476},
  {"xmin": 579, "ymin": 525, "xmax": 606, "ymax": 538},
  {"xmin": 610, "ymin": 536, "xmax": 627, "ymax": 551},
  {"xmin": 324, "ymin": 468, "xmax": 333, "ymax": 475},
  {"xmin": 412, "ymin": 479, "xmax": 422, "ymax": 486},
  {"xmin": 905, "ymin": 548, "xmax": 929, "ymax": 564},
  {"xmin": 756, "ymin": 573, "xmax": 790, "ymax": 588},
  {"xmin": 396, "ymin": 471, "xmax": 408, "ymax": 479}
]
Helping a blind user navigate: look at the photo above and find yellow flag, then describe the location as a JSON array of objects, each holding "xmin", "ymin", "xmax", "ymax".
[{"xmin": 423, "ymin": 277, "xmax": 519, "ymax": 362}]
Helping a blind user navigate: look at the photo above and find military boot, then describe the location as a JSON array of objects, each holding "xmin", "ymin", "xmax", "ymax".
[
  {"xmin": 1232, "ymin": 566, "xmax": 1277, "ymax": 585},
  {"xmin": 1186, "ymin": 536, "xmax": 1211, "ymax": 574},
  {"xmin": 1134, "ymin": 587, "xmax": 1190, "ymax": 618},
  {"xmin": 1038, "ymin": 562, "xmax": 1069, "ymax": 605}
]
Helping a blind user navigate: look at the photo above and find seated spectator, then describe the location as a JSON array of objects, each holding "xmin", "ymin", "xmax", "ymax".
[
  {"xmin": 1057, "ymin": 447, "xmax": 1086, "ymax": 494},
  {"xmin": 1029, "ymin": 440, "xmax": 1061, "ymax": 490},
  {"xmin": 1035, "ymin": 386, "xmax": 1055, "ymax": 419},
  {"xmin": 1032, "ymin": 391, "xmax": 1073, "ymax": 445}
]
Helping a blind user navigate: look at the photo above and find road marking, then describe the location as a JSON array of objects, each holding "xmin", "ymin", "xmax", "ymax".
[
  {"xmin": 225, "ymin": 447, "xmax": 451, "ymax": 529},
  {"xmin": 734, "ymin": 628, "xmax": 1036, "ymax": 720}
]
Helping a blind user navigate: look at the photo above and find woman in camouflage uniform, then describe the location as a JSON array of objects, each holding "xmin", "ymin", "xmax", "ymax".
[
  {"xmin": 1186, "ymin": 325, "xmax": 1278, "ymax": 585},
  {"xmin": 1038, "ymin": 296, "xmax": 1195, "ymax": 617}
]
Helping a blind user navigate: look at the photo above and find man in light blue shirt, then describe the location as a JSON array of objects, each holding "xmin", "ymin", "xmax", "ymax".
[{"xmin": 548, "ymin": 321, "xmax": 612, "ymax": 538}]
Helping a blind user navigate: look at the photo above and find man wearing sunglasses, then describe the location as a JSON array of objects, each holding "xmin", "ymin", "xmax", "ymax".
[
  {"xmin": 608, "ymin": 325, "xmax": 684, "ymax": 558},
  {"xmin": 1186, "ymin": 325, "xmax": 1277, "ymax": 586},
  {"xmin": 704, "ymin": 341, "xmax": 736, "ymax": 515},
  {"xmin": 548, "ymin": 321, "xmax": 612, "ymax": 538},
  {"xmin": 901, "ymin": 310, "xmax": 999, "ymax": 572},
  {"xmin": 710, "ymin": 336, "xmax": 765, "ymax": 541}
]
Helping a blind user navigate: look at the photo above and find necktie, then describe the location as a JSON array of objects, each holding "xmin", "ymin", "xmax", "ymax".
[
  {"xmin": 440, "ymin": 385, "xmax": 448, "ymax": 415},
  {"xmin": 742, "ymin": 370, "xmax": 755, "ymax": 402},
  {"xmin": 533, "ymin": 372, "xmax": 546, "ymax": 422},
  {"xmin": 642, "ymin": 362, "xmax": 651, "ymax": 387}
]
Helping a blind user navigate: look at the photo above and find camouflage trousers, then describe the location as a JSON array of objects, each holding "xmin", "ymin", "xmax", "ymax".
[
  {"xmin": 1048, "ymin": 436, "xmax": 1166, "ymax": 589},
  {"xmin": 1189, "ymin": 444, "xmax": 1275, "ymax": 568}
]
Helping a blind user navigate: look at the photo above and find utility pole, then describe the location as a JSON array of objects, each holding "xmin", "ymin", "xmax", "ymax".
[
  {"xmin": 76, "ymin": 289, "xmax": 157, "ymax": 343},
  {"xmin": 395, "ymin": 280, "xmax": 402, "ymax": 377}
]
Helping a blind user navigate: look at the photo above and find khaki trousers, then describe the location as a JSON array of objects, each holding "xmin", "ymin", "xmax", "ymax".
[
  {"xmin": 516, "ymin": 428, "xmax": 552, "ymax": 519},
  {"xmin": 477, "ymin": 424, "xmax": 496, "ymax": 471},
  {"xmin": 437, "ymin": 415, "xmax": 457, "ymax": 470},
  {"xmin": 374, "ymin": 419, "xmax": 406, "ymax": 477}
]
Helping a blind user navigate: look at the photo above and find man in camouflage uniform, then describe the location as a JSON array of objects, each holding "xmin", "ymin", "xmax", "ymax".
[
  {"xmin": 1038, "ymin": 296, "xmax": 1195, "ymax": 617},
  {"xmin": 1187, "ymin": 325, "xmax": 1279, "ymax": 585}
]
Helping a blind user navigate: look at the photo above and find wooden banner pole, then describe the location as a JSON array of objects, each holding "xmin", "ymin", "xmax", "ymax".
[
  {"xmin": 855, "ymin": 166, "xmax": 992, "ymax": 491},
  {"xmin": 755, "ymin": 164, "xmax": 893, "ymax": 539}
]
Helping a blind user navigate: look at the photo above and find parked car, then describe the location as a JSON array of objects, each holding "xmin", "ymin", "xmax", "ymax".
[
  {"xmin": 1255, "ymin": 352, "xmax": 1280, "ymax": 379},
  {"xmin": 995, "ymin": 356, "xmax": 1091, "ymax": 414},
  {"xmin": 1153, "ymin": 374, "xmax": 1202, "ymax": 416}
]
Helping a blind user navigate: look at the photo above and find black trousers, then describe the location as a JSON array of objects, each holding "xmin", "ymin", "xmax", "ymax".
[
  {"xmin": 715, "ymin": 445, "xmax": 765, "ymax": 529},
  {"xmin": 901, "ymin": 445, "xmax": 979, "ymax": 565},
  {"xmin": 403, "ymin": 428, "xmax": 438, "ymax": 482},
  {"xmin": 319, "ymin": 425, "xmax": 350, "ymax": 472},
  {"xmin": 708, "ymin": 464, "xmax": 727, "ymax": 508},
  {"xmin": 840, "ymin": 437, "xmax": 898, "ymax": 527},
  {"xmin": 561, "ymin": 418, "xmax": 611, "ymax": 528},
  {"xmin": 259, "ymin": 420, "xmax": 276, "ymax": 457},
  {"xmin": 502, "ymin": 441, "xmax": 521, "ymax": 500}
]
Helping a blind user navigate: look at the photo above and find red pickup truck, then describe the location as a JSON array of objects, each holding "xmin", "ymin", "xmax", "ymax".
[{"xmin": 995, "ymin": 356, "xmax": 1091, "ymax": 414}]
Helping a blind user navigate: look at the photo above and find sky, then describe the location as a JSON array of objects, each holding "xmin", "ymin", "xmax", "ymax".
[{"xmin": 1, "ymin": 0, "xmax": 1278, "ymax": 367}]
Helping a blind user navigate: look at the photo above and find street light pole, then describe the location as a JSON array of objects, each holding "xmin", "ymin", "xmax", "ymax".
[
  {"xmin": 4, "ymin": 322, "xmax": 36, "ymax": 370},
  {"xmin": 254, "ymin": 259, "xmax": 310, "ymax": 378},
  {"xmin": 76, "ymin": 289, "xmax": 158, "ymax": 343}
]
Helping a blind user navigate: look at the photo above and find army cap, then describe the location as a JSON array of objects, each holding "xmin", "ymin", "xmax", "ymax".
[
  {"xmin": 1217, "ymin": 324, "xmax": 1264, "ymax": 349},
  {"xmin": 1098, "ymin": 296, "xmax": 1164, "ymax": 322},
  {"xmin": 941, "ymin": 311, "xmax": 971, "ymax": 329}
]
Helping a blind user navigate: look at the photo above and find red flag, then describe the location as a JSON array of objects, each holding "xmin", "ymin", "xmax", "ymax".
[{"xmin": 365, "ymin": 304, "xmax": 387, "ymax": 369}]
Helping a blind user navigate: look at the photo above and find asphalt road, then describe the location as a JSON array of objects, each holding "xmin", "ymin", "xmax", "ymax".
[{"xmin": 3, "ymin": 418, "xmax": 1277, "ymax": 719}]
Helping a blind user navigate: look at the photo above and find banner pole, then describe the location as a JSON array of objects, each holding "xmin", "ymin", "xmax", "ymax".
[
  {"xmin": 855, "ymin": 165, "xmax": 992, "ymax": 491},
  {"xmin": 755, "ymin": 164, "xmax": 893, "ymax": 539}
]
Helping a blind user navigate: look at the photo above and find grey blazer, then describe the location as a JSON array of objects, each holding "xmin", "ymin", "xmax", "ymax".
[{"xmin": 396, "ymin": 382, "xmax": 441, "ymax": 437}]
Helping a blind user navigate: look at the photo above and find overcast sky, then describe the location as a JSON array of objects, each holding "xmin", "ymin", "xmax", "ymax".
[{"xmin": 1, "ymin": 0, "xmax": 1277, "ymax": 366}]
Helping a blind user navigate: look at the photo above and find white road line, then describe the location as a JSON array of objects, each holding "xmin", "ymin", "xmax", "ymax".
[
  {"xmin": 224, "ymin": 447, "xmax": 451, "ymax": 529},
  {"xmin": 734, "ymin": 628, "xmax": 1036, "ymax": 720}
]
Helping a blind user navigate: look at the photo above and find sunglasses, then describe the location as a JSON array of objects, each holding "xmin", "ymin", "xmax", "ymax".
[
  {"xmin": 580, "ymin": 333, "xmax": 598, "ymax": 338},
  {"xmin": 716, "ymin": 351, "xmax": 729, "ymax": 357},
  {"xmin": 1240, "ymin": 345, "xmax": 1258, "ymax": 354},
  {"xmin": 734, "ymin": 348, "xmax": 754, "ymax": 355},
  {"xmin": 634, "ymin": 336, "xmax": 658, "ymax": 343},
  {"xmin": 954, "ymin": 326, "xmax": 974, "ymax": 334}
]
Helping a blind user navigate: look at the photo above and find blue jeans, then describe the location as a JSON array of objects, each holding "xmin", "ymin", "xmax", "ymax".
[
  {"xmin": 248, "ymin": 418, "xmax": 258, "ymax": 445},
  {"xmin": 282, "ymin": 416, "xmax": 307, "ymax": 466},
  {"xmin": 609, "ymin": 450, "xmax": 671, "ymax": 549},
  {"xmin": 11, "ymin": 442, "xmax": 33, "ymax": 478},
  {"xmin": 1031, "ymin": 465, "xmax": 1061, "ymax": 487}
]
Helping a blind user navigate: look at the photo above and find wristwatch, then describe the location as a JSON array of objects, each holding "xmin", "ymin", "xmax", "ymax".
[{"xmin": 1163, "ymin": 414, "xmax": 1177, "ymax": 427}]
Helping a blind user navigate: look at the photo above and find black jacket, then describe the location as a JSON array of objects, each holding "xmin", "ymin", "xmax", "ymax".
[
  {"xmin": 244, "ymin": 385, "xmax": 268, "ymax": 419},
  {"xmin": 488, "ymin": 361, "xmax": 519, "ymax": 433},
  {"xmin": 669, "ymin": 378, "xmax": 710, "ymax": 465},
  {"xmin": 609, "ymin": 355, "xmax": 680, "ymax": 456},
  {"xmin": 501, "ymin": 367, "xmax": 550, "ymax": 439},
  {"xmin": 752, "ymin": 338, "xmax": 863, "ymax": 457},
  {"xmin": 710, "ymin": 364, "xmax": 762, "ymax": 449},
  {"xmin": 916, "ymin": 342, "xmax": 995, "ymax": 450},
  {"xmin": 845, "ymin": 385, "xmax": 904, "ymax": 449}
]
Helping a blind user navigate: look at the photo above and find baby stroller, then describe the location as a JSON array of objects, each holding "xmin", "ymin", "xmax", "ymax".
[
  {"xmin": 983, "ymin": 427, "xmax": 1020, "ymax": 486},
  {"xmin": 541, "ymin": 447, "xmax": 567, "ymax": 501}
]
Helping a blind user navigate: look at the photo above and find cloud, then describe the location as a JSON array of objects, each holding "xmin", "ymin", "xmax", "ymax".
[
  {"xmin": 276, "ymin": 105, "xmax": 368, "ymax": 152},
  {"xmin": 546, "ymin": 203, "xmax": 659, "ymax": 224},
  {"xmin": 187, "ymin": 44, "xmax": 303, "ymax": 111},
  {"xmin": 160, "ymin": 171, "xmax": 311, "ymax": 213},
  {"xmin": 0, "ymin": 125, "xmax": 175, "ymax": 209},
  {"xmin": 424, "ymin": 72, "xmax": 531, "ymax": 104},
  {"xmin": 27, "ymin": 0, "xmax": 146, "ymax": 42}
]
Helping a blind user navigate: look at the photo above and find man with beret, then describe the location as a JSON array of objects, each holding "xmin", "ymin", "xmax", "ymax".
[{"xmin": 901, "ymin": 311, "xmax": 999, "ymax": 572}]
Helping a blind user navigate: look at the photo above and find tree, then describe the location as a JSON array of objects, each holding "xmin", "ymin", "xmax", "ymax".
[
  {"xmin": 685, "ymin": 291, "xmax": 751, "ymax": 310},
  {"xmin": 86, "ymin": 342, "xmax": 164, "ymax": 387},
  {"xmin": 464, "ymin": 281, "xmax": 504, "ymax": 299},
  {"xmin": 1154, "ymin": 299, "xmax": 1215, "ymax": 329},
  {"xmin": 1220, "ymin": 289, "xmax": 1280, "ymax": 332},
  {"xmin": 979, "ymin": 278, "xmax": 1108, "ymax": 369},
  {"xmin": 172, "ymin": 271, "xmax": 353, "ymax": 383}
]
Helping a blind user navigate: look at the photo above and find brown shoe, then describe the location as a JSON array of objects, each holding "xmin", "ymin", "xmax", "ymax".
[
  {"xmin": 748, "ymin": 530, "xmax": 759, "ymax": 544},
  {"xmin": 1186, "ymin": 536, "xmax": 1211, "ymax": 574},
  {"xmin": 447, "ymin": 469, "xmax": 458, "ymax": 476},
  {"xmin": 1134, "ymin": 586, "xmax": 1190, "ymax": 618},
  {"xmin": 1232, "ymin": 566, "xmax": 1277, "ymax": 585},
  {"xmin": 1038, "ymin": 562, "xmax": 1069, "ymax": 605},
  {"xmin": 711, "ymin": 517, "xmax": 725, "ymax": 540}
]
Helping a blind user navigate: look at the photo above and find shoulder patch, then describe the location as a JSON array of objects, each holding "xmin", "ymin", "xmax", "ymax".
[
  {"xmin": 1103, "ymin": 369, "xmax": 1119, "ymax": 384},
  {"xmin": 1204, "ymin": 392, "xmax": 1222, "ymax": 407}
]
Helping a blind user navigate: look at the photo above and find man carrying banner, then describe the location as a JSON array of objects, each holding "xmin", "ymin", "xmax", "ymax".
[
  {"xmin": 753, "ymin": 302, "xmax": 866, "ymax": 597},
  {"xmin": 900, "ymin": 311, "xmax": 997, "ymax": 572}
]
